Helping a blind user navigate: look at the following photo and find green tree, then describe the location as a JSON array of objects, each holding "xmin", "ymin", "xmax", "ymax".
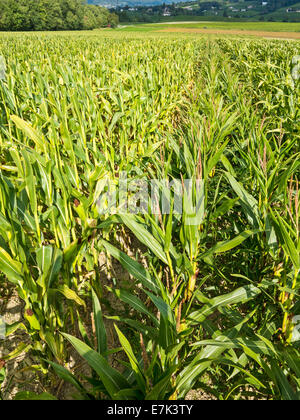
[{"xmin": 0, "ymin": 0, "xmax": 117, "ymax": 31}]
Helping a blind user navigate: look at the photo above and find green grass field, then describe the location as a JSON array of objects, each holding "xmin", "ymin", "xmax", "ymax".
[{"xmin": 117, "ymin": 20, "xmax": 300, "ymax": 33}]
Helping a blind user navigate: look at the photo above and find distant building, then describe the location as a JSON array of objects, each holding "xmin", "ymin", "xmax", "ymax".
[
  {"xmin": 287, "ymin": 8, "xmax": 300, "ymax": 12},
  {"xmin": 163, "ymin": 8, "xmax": 171, "ymax": 16}
]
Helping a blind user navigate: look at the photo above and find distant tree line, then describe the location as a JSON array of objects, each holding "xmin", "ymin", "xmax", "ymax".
[
  {"xmin": 117, "ymin": 2, "xmax": 224, "ymax": 23},
  {"xmin": 0, "ymin": 0, "xmax": 119, "ymax": 31}
]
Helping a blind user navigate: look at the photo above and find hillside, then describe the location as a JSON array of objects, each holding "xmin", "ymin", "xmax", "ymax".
[{"xmin": 89, "ymin": 0, "xmax": 300, "ymax": 21}]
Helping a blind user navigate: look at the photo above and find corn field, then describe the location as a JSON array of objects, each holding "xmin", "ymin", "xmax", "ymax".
[{"xmin": 0, "ymin": 31, "xmax": 299, "ymax": 400}]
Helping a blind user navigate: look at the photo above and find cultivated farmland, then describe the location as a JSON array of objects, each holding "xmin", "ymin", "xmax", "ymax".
[{"xmin": 0, "ymin": 31, "xmax": 299, "ymax": 400}]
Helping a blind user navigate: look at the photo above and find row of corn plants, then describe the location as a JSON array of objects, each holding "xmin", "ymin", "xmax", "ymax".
[{"xmin": 0, "ymin": 32, "xmax": 299, "ymax": 400}]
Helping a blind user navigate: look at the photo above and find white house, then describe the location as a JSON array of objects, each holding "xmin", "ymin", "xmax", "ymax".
[{"xmin": 163, "ymin": 8, "xmax": 171, "ymax": 16}]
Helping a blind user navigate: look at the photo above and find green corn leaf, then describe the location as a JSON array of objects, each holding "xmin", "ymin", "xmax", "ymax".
[
  {"xmin": 189, "ymin": 285, "xmax": 261, "ymax": 323},
  {"xmin": 146, "ymin": 291, "xmax": 176, "ymax": 349},
  {"xmin": 47, "ymin": 360, "xmax": 89, "ymax": 398},
  {"xmin": 61, "ymin": 333, "xmax": 130, "ymax": 399},
  {"xmin": 115, "ymin": 325, "xmax": 146, "ymax": 391},
  {"xmin": 145, "ymin": 367, "xmax": 177, "ymax": 400},
  {"xmin": 105, "ymin": 316, "xmax": 158, "ymax": 339},
  {"xmin": 14, "ymin": 392, "xmax": 58, "ymax": 400},
  {"xmin": 92, "ymin": 289, "xmax": 107, "ymax": 357},
  {"xmin": 11, "ymin": 115, "xmax": 47, "ymax": 150},
  {"xmin": 2, "ymin": 342, "xmax": 32, "ymax": 361},
  {"xmin": 271, "ymin": 210, "xmax": 299, "ymax": 270},
  {"xmin": 120, "ymin": 214, "xmax": 168, "ymax": 264},
  {"xmin": 48, "ymin": 249, "xmax": 63, "ymax": 288},
  {"xmin": 24, "ymin": 308, "xmax": 41, "ymax": 331},
  {"xmin": 54, "ymin": 285, "xmax": 85, "ymax": 307},
  {"xmin": 101, "ymin": 240, "xmax": 159, "ymax": 293},
  {"xmin": 269, "ymin": 359, "xmax": 299, "ymax": 400},
  {"xmin": 0, "ymin": 248, "xmax": 23, "ymax": 284},
  {"xmin": 225, "ymin": 172, "xmax": 260, "ymax": 228},
  {"xmin": 191, "ymin": 337, "xmax": 275, "ymax": 356},
  {"xmin": 112, "ymin": 288, "xmax": 158, "ymax": 326},
  {"xmin": 282, "ymin": 348, "xmax": 300, "ymax": 378},
  {"xmin": 177, "ymin": 312, "xmax": 255, "ymax": 397},
  {"xmin": 200, "ymin": 229, "xmax": 260, "ymax": 260},
  {"xmin": 5, "ymin": 321, "xmax": 27, "ymax": 337},
  {"xmin": 36, "ymin": 246, "xmax": 53, "ymax": 277}
]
